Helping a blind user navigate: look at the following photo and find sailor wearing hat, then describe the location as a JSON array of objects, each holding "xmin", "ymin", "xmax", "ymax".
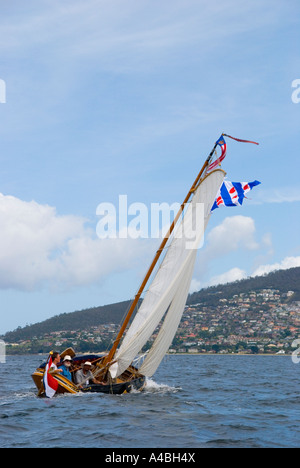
[
  {"xmin": 59, "ymin": 355, "xmax": 73, "ymax": 382},
  {"xmin": 75, "ymin": 361, "xmax": 102, "ymax": 389}
]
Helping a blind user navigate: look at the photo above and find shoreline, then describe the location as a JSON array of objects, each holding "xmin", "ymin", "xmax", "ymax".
[{"xmin": 168, "ymin": 352, "xmax": 290, "ymax": 356}]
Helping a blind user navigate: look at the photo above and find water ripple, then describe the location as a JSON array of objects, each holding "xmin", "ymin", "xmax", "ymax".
[{"xmin": 1, "ymin": 355, "xmax": 300, "ymax": 447}]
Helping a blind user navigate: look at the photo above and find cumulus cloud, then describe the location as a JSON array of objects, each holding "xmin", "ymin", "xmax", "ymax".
[
  {"xmin": 196, "ymin": 215, "xmax": 260, "ymax": 277},
  {"xmin": 190, "ymin": 267, "xmax": 247, "ymax": 292},
  {"xmin": 190, "ymin": 215, "xmax": 300, "ymax": 292},
  {"xmin": 205, "ymin": 215, "xmax": 259, "ymax": 255},
  {"xmin": 0, "ymin": 193, "xmax": 148, "ymax": 291},
  {"xmin": 198, "ymin": 255, "xmax": 300, "ymax": 291},
  {"xmin": 252, "ymin": 256, "xmax": 300, "ymax": 277},
  {"xmin": 208, "ymin": 267, "xmax": 247, "ymax": 287},
  {"xmin": 0, "ymin": 195, "xmax": 261, "ymax": 294},
  {"xmin": 190, "ymin": 215, "xmax": 260, "ymax": 291},
  {"xmin": 3, "ymin": 193, "xmax": 297, "ymax": 298}
]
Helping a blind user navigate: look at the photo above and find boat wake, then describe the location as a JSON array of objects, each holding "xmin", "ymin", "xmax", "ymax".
[
  {"xmin": 0, "ymin": 389, "xmax": 36, "ymax": 403},
  {"xmin": 143, "ymin": 378, "xmax": 181, "ymax": 394}
]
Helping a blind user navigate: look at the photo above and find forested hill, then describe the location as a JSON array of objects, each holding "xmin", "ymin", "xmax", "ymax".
[
  {"xmin": 188, "ymin": 266, "xmax": 300, "ymax": 306},
  {"xmin": 2, "ymin": 266, "xmax": 300, "ymax": 343},
  {"xmin": 2, "ymin": 300, "xmax": 138, "ymax": 343}
]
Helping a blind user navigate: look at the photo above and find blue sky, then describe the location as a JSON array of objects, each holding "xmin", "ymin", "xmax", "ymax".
[{"xmin": 0, "ymin": 0, "xmax": 299, "ymax": 334}]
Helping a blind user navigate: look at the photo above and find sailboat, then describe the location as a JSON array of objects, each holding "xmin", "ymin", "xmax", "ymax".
[{"xmin": 32, "ymin": 134, "xmax": 258, "ymax": 396}]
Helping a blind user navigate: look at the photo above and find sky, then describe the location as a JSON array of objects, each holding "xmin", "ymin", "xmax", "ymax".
[{"xmin": 0, "ymin": 0, "xmax": 299, "ymax": 334}]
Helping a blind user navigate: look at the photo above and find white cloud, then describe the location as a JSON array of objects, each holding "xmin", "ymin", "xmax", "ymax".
[
  {"xmin": 255, "ymin": 187, "xmax": 300, "ymax": 205},
  {"xmin": 0, "ymin": 196, "xmax": 271, "ymax": 296},
  {"xmin": 190, "ymin": 215, "xmax": 261, "ymax": 291},
  {"xmin": 208, "ymin": 267, "xmax": 247, "ymax": 287},
  {"xmin": 1, "ymin": 192, "xmax": 299, "ymax": 308},
  {"xmin": 205, "ymin": 215, "xmax": 259, "ymax": 257},
  {"xmin": 201, "ymin": 255, "xmax": 300, "ymax": 291},
  {"xmin": 252, "ymin": 256, "xmax": 300, "ymax": 277},
  {"xmin": 0, "ymin": 193, "xmax": 148, "ymax": 291},
  {"xmin": 190, "ymin": 216, "xmax": 300, "ymax": 292},
  {"xmin": 189, "ymin": 278, "xmax": 202, "ymax": 294},
  {"xmin": 190, "ymin": 255, "xmax": 300, "ymax": 293},
  {"xmin": 190, "ymin": 267, "xmax": 247, "ymax": 292}
]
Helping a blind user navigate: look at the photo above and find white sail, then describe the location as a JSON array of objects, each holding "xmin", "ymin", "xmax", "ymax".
[
  {"xmin": 109, "ymin": 169, "xmax": 225, "ymax": 379},
  {"xmin": 139, "ymin": 248, "xmax": 197, "ymax": 376}
]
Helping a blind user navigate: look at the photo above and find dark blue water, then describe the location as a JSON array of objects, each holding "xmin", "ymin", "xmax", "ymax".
[{"xmin": 0, "ymin": 355, "xmax": 299, "ymax": 448}]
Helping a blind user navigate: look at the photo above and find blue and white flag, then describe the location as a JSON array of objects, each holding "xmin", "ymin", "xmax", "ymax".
[{"xmin": 212, "ymin": 180, "xmax": 261, "ymax": 211}]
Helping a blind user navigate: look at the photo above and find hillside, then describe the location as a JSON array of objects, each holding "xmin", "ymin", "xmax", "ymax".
[
  {"xmin": 188, "ymin": 266, "xmax": 300, "ymax": 306},
  {"xmin": 2, "ymin": 266, "xmax": 300, "ymax": 345},
  {"xmin": 2, "ymin": 300, "xmax": 139, "ymax": 344}
]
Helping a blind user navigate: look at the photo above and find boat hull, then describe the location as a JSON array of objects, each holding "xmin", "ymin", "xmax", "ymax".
[
  {"xmin": 31, "ymin": 353, "xmax": 146, "ymax": 397},
  {"xmin": 31, "ymin": 370, "xmax": 80, "ymax": 396},
  {"xmin": 81, "ymin": 376, "xmax": 146, "ymax": 395},
  {"xmin": 32, "ymin": 371, "xmax": 145, "ymax": 396}
]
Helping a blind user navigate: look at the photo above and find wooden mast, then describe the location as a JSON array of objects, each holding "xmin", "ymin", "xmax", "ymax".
[{"xmin": 102, "ymin": 139, "xmax": 220, "ymax": 368}]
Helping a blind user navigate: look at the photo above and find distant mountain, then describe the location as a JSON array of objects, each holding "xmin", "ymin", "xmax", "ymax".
[
  {"xmin": 2, "ymin": 266, "xmax": 300, "ymax": 344},
  {"xmin": 2, "ymin": 300, "xmax": 139, "ymax": 344}
]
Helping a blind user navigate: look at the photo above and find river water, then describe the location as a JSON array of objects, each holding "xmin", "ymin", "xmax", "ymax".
[{"xmin": 0, "ymin": 354, "xmax": 299, "ymax": 448}]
